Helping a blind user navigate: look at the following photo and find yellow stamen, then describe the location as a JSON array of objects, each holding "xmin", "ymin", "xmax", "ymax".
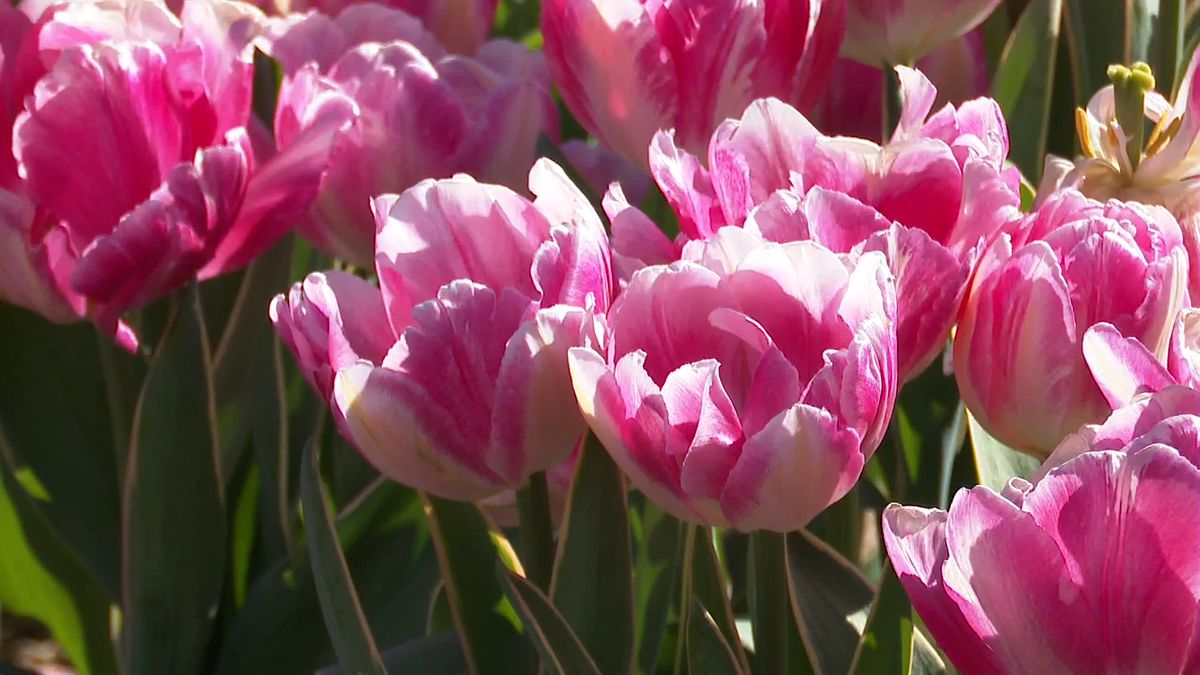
[
  {"xmin": 1146, "ymin": 116, "xmax": 1183, "ymax": 157},
  {"xmin": 1075, "ymin": 107, "xmax": 1097, "ymax": 158},
  {"xmin": 1146, "ymin": 111, "xmax": 1172, "ymax": 149}
]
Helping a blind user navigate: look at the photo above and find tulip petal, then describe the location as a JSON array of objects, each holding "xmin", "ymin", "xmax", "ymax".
[{"xmin": 1082, "ymin": 323, "xmax": 1175, "ymax": 409}]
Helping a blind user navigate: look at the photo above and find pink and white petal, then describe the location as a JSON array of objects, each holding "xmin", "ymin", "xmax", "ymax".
[
  {"xmin": 881, "ymin": 504, "xmax": 1005, "ymax": 675},
  {"xmin": 669, "ymin": 361, "xmax": 744, "ymax": 504},
  {"xmin": 604, "ymin": 183, "xmax": 679, "ymax": 279},
  {"xmin": 721, "ymin": 403, "xmax": 862, "ymax": 532},
  {"xmin": 708, "ymin": 97, "xmax": 821, "ymax": 206},
  {"xmin": 333, "ymin": 362, "xmax": 501, "ymax": 500},
  {"xmin": 563, "ymin": 139, "xmax": 652, "ymax": 207},
  {"xmin": 488, "ymin": 305, "xmax": 590, "ymax": 485},
  {"xmin": 1023, "ymin": 447, "xmax": 1200, "ymax": 673},
  {"xmin": 648, "ymin": 130, "xmax": 726, "ymax": 240},
  {"xmin": 892, "ymin": 66, "xmax": 938, "ymax": 141},
  {"xmin": 528, "ymin": 158, "xmax": 613, "ymax": 309},
  {"xmin": 1082, "ymin": 323, "xmax": 1175, "ymax": 409},
  {"xmin": 873, "ymin": 139, "xmax": 963, "ymax": 246},
  {"xmin": 0, "ymin": 191, "xmax": 81, "ymax": 323},
  {"xmin": 454, "ymin": 75, "xmax": 559, "ymax": 192},
  {"xmin": 802, "ymin": 187, "xmax": 891, "ymax": 252},
  {"xmin": 743, "ymin": 189, "xmax": 810, "ymax": 243}
]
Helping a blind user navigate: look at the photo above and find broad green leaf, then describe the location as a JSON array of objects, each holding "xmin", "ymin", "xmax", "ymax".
[
  {"xmin": 317, "ymin": 634, "xmax": 466, "ymax": 675},
  {"xmin": 848, "ymin": 564, "xmax": 945, "ymax": 675},
  {"xmin": 215, "ymin": 482, "xmax": 436, "ymax": 675},
  {"xmin": 966, "ymin": 411, "xmax": 1040, "ymax": 492},
  {"xmin": 784, "ymin": 530, "xmax": 874, "ymax": 675},
  {"xmin": 686, "ymin": 599, "xmax": 742, "ymax": 675},
  {"xmin": 300, "ymin": 442, "xmax": 385, "ymax": 675},
  {"xmin": 549, "ymin": 435, "xmax": 635, "ymax": 675},
  {"xmin": 690, "ymin": 529, "xmax": 749, "ymax": 673},
  {"xmin": 423, "ymin": 495, "xmax": 529, "ymax": 675},
  {"xmin": 1062, "ymin": 0, "xmax": 1125, "ymax": 102},
  {"xmin": 891, "ymin": 363, "xmax": 962, "ymax": 506},
  {"xmin": 0, "ymin": 444, "xmax": 117, "ymax": 675},
  {"xmin": 1130, "ymin": 0, "xmax": 1187, "ymax": 92},
  {"xmin": 123, "ymin": 286, "xmax": 226, "ymax": 675},
  {"xmin": 992, "ymin": 0, "xmax": 1064, "ymax": 181},
  {"xmin": 631, "ymin": 499, "xmax": 682, "ymax": 675},
  {"xmin": 500, "ymin": 568, "xmax": 602, "ymax": 675},
  {"xmin": 0, "ymin": 305, "xmax": 126, "ymax": 598},
  {"xmin": 249, "ymin": 332, "xmax": 295, "ymax": 563}
]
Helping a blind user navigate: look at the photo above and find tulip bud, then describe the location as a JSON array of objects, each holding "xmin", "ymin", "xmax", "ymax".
[{"xmin": 842, "ymin": 0, "xmax": 1001, "ymax": 68}]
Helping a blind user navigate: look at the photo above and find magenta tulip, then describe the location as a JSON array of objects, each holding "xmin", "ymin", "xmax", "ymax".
[
  {"xmin": 264, "ymin": 4, "xmax": 558, "ymax": 266},
  {"xmin": 540, "ymin": 0, "xmax": 844, "ymax": 168},
  {"xmin": 272, "ymin": 160, "xmax": 613, "ymax": 500},
  {"xmin": 569, "ymin": 228, "xmax": 897, "ymax": 531},
  {"xmin": 607, "ymin": 68, "xmax": 1019, "ymax": 381},
  {"xmin": 955, "ymin": 189, "xmax": 1188, "ymax": 457},
  {"xmin": 884, "ymin": 387, "xmax": 1200, "ymax": 674},
  {"xmin": 842, "ymin": 0, "xmax": 1002, "ymax": 67}
]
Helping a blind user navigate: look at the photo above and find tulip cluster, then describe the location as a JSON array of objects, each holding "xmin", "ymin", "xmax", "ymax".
[{"xmin": 5, "ymin": 1, "xmax": 1200, "ymax": 674}]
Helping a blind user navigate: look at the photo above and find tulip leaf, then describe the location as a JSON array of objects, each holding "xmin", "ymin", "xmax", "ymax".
[
  {"xmin": 215, "ymin": 481, "xmax": 437, "ymax": 675},
  {"xmin": 992, "ymin": 0, "xmax": 1064, "ymax": 181},
  {"xmin": 632, "ymin": 498, "xmax": 683, "ymax": 674},
  {"xmin": 966, "ymin": 411, "xmax": 1040, "ymax": 492},
  {"xmin": 0, "ymin": 304, "xmax": 128, "ymax": 599},
  {"xmin": 687, "ymin": 599, "xmax": 742, "ymax": 675},
  {"xmin": 300, "ymin": 441, "xmax": 386, "ymax": 675},
  {"xmin": 549, "ymin": 435, "xmax": 635, "ymax": 675},
  {"xmin": 690, "ymin": 528, "xmax": 750, "ymax": 673},
  {"xmin": 0, "ymin": 443, "xmax": 117, "ymax": 675},
  {"xmin": 1062, "ymin": 0, "xmax": 1125, "ymax": 102},
  {"xmin": 123, "ymin": 286, "xmax": 227, "ymax": 675},
  {"xmin": 849, "ymin": 563, "xmax": 945, "ymax": 675},
  {"xmin": 500, "ymin": 567, "xmax": 602, "ymax": 675},
  {"xmin": 423, "ymin": 494, "xmax": 530, "ymax": 675},
  {"xmin": 1130, "ymin": 0, "xmax": 1187, "ymax": 92},
  {"xmin": 784, "ymin": 529, "xmax": 874, "ymax": 675},
  {"xmin": 317, "ymin": 634, "xmax": 466, "ymax": 675}
]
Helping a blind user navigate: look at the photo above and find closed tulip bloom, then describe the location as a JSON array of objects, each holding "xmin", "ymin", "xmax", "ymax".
[
  {"xmin": 569, "ymin": 228, "xmax": 897, "ymax": 531},
  {"xmin": 954, "ymin": 189, "xmax": 1188, "ymax": 458},
  {"xmin": 541, "ymin": 0, "xmax": 844, "ymax": 167},
  {"xmin": 8, "ymin": 0, "xmax": 345, "ymax": 346},
  {"xmin": 611, "ymin": 68, "xmax": 1019, "ymax": 381},
  {"xmin": 842, "ymin": 0, "xmax": 1001, "ymax": 67},
  {"xmin": 265, "ymin": 5, "xmax": 558, "ymax": 266},
  {"xmin": 272, "ymin": 160, "xmax": 613, "ymax": 500},
  {"xmin": 884, "ymin": 387, "xmax": 1200, "ymax": 674}
]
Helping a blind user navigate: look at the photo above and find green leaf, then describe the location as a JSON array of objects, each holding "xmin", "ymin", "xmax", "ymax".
[
  {"xmin": 848, "ymin": 564, "xmax": 945, "ymax": 675},
  {"xmin": 966, "ymin": 411, "xmax": 1040, "ymax": 492},
  {"xmin": 0, "ymin": 444, "xmax": 117, "ymax": 675},
  {"xmin": 317, "ymin": 634, "xmax": 466, "ymax": 675},
  {"xmin": 0, "ymin": 304, "xmax": 127, "ymax": 598},
  {"xmin": 122, "ymin": 286, "xmax": 226, "ymax": 675},
  {"xmin": 500, "ymin": 568, "xmax": 602, "ymax": 675},
  {"xmin": 686, "ymin": 599, "xmax": 742, "ymax": 675},
  {"xmin": 784, "ymin": 530, "xmax": 874, "ymax": 675},
  {"xmin": 1062, "ymin": 0, "xmax": 1125, "ymax": 102},
  {"xmin": 549, "ymin": 435, "xmax": 635, "ymax": 675},
  {"xmin": 1130, "ymin": 0, "xmax": 1187, "ymax": 92},
  {"xmin": 631, "ymin": 499, "xmax": 682, "ymax": 675},
  {"xmin": 423, "ymin": 495, "xmax": 529, "ymax": 675},
  {"xmin": 689, "ymin": 529, "xmax": 749, "ymax": 673},
  {"xmin": 992, "ymin": 0, "xmax": 1064, "ymax": 181},
  {"xmin": 300, "ymin": 442, "xmax": 386, "ymax": 675}
]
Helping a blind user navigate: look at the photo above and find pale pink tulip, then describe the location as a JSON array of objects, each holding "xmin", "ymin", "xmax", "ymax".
[
  {"xmin": 569, "ymin": 228, "xmax": 897, "ymax": 531},
  {"xmin": 609, "ymin": 68, "xmax": 1019, "ymax": 381},
  {"xmin": 264, "ymin": 5, "xmax": 558, "ymax": 266},
  {"xmin": 885, "ymin": 387, "xmax": 1200, "ymax": 674},
  {"xmin": 6, "ymin": 0, "xmax": 346, "ymax": 346},
  {"xmin": 540, "ymin": 0, "xmax": 844, "ymax": 168},
  {"xmin": 954, "ymin": 189, "xmax": 1188, "ymax": 458},
  {"xmin": 280, "ymin": 0, "xmax": 497, "ymax": 54},
  {"xmin": 272, "ymin": 160, "xmax": 613, "ymax": 500},
  {"xmin": 842, "ymin": 0, "xmax": 1001, "ymax": 67}
]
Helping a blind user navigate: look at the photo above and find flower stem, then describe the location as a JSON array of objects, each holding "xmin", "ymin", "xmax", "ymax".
[
  {"xmin": 516, "ymin": 471, "xmax": 555, "ymax": 590},
  {"xmin": 750, "ymin": 530, "xmax": 789, "ymax": 675}
]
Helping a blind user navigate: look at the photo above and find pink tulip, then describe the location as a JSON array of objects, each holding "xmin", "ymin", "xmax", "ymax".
[
  {"xmin": 272, "ymin": 160, "xmax": 613, "ymax": 500},
  {"xmin": 540, "ymin": 0, "xmax": 844, "ymax": 168},
  {"xmin": 812, "ymin": 29, "xmax": 989, "ymax": 140},
  {"xmin": 954, "ymin": 189, "xmax": 1188, "ymax": 458},
  {"xmin": 569, "ymin": 228, "xmax": 897, "ymax": 531},
  {"xmin": 842, "ymin": 0, "xmax": 1001, "ymax": 67},
  {"xmin": 884, "ymin": 387, "xmax": 1200, "ymax": 674},
  {"xmin": 281, "ymin": 0, "xmax": 497, "ymax": 54},
  {"xmin": 5, "ymin": 0, "xmax": 345, "ymax": 347},
  {"xmin": 264, "ymin": 5, "xmax": 558, "ymax": 266},
  {"xmin": 608, "ymin": 68, "xmax": 1019, "ymax": 381}
]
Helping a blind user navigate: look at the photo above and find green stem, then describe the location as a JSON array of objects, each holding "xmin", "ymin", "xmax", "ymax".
[
  {"xmin": 750, "ymin": 530, "xmax": 788, "ymax": 675},
  {"xmin": 882, "ymin": 64, "xmax": 905, "ymax": 142},
  {"xmin": 515, "ymin": 471, "xmax": 555, "ymax": 591}
]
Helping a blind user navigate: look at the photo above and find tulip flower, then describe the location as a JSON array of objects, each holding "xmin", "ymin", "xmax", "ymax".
[
  {"xmin": 265, "ymin": 4, "xmax": 559, "ymax": 266},
  {"xmin": 954, "ymin": 189, "xmax": 1188, "ymax": 458},
  {"xmin": 540, "ymin": 0, "xmax": 845, "ymax": 167},
  {"xmin": 280, "ymin": 0, "xmax": 497, "ymax": 54},
  {"xmin": 842, "ymin": 0, "xmax": 1002, "ymax": 68},
  {"xmin": 884, "ymin": 387, "xmax": 1200, "ymax": 674},
  {"xmin": 569, "ymin": 227, "xmax": 897, "ymax": 532},
  {"xmin": 4, "ymin": 0, "xmax": 349, "ymax": 347},
  {"xmin": 608, "ymin": 68, "xmax": 1019, "ymax": 381},
  {"xmin": 272, "ymin": 159, "xmax": 613, "ymax": 500}
]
